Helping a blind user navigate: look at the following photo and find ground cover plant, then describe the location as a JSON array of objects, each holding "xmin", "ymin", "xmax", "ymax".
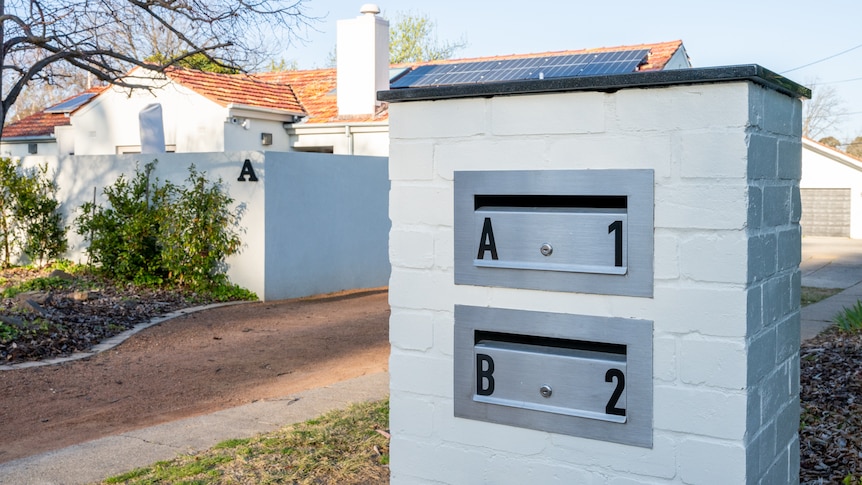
[
  {"xmin": 0, "ymin": 262, "xmax": 256, "ymax": 363},
  {"xmin": 102, "ymin": 399, "xmax": 391, "ymax": 485}
]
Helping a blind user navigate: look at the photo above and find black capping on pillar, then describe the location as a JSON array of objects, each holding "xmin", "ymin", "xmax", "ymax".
[{"xmin": 377, "ymin": 65, "xmax": 811, "ymax": 103}]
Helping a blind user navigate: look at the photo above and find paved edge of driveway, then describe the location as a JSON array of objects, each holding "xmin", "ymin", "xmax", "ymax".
[{"xmin": 0, "ymin": 301, "xmax": 248, "ymax": 371}]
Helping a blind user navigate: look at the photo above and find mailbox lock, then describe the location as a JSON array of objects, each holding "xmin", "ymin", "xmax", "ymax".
[
  {"xmin": 539, "ymin": 385, "xmax": 553, "ymax": 398},
  {"xmin": 540, "ymin": 243, "xmax": 553, "ymax": 257}
]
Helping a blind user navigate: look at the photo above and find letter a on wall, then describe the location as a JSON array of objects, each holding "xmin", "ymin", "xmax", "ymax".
[{"xmin": 238, "ymin": 159, "xmax": 259, "ymax": 182}]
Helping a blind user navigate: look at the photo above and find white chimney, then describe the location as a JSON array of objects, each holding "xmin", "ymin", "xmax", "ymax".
[{"xmin": 336, "ymin": 4, "xmax": 389, "ymax": 116}]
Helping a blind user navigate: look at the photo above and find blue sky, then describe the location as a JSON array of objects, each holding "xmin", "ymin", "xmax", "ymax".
[{"xmin": 281, "ymin": 1, "xmax": 862, "ymax": 142}]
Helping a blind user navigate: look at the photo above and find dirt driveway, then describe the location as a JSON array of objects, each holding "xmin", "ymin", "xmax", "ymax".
[{"xmin": 0, "ymin": 289, "xmax": 390, "ymax": 464}]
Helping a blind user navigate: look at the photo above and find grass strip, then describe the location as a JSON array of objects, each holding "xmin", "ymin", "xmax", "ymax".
[{"xmin": 103, "ymin": 399, "xmax": 390, "ymax": 485}]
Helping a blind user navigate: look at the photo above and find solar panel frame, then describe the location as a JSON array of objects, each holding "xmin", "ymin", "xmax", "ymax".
[
  {"xmin": 45, "ymin": 92, "xmax": 97, "ymax": 113},
  {"xmin": 390, "ymin": 49, "xmax": 651, "ymax": 89}
]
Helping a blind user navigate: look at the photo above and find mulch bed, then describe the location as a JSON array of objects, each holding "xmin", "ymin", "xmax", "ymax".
[
  {"xmin": 0, "ymin": 267, "xmax": 212, "ymax": 363},
  {"xmin": 801, "ymin": 327, "xmax": 862, "ymax": 484}
]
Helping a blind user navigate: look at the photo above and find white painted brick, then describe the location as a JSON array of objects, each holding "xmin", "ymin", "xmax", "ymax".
[
  {"xmin": 491, "ymin": 91, "xmax": 606, "ymax": 135},
  {"xmin": 787, "ymin": 435, "xmax": 801, "ymax": 485},
  {"xmin": 389, "ymin": 184, "xmax": 453, "ymax": 227},
  {"xmin": 760, "ymin": 444, "xmax": 790, "ymax": 485},
  {"xmin": 747, "ymin": 384, "xmax": 763, "ymax": 431},
  {"xmin": 653, "ymin": 232, "xmax": 679, "ymax": 280},
  {"xmin": 676, "ymin": 131, "xmax": 748, "ymax": 179},
  {"xmin": 654, "ymin": 286, "xmax": 748, "ymax": 337},
  {"xmin": 438, "ymin": 411, "xmax": 549, "ymax": 456},
  {"xmin": 546, "ymin": 133, "xmax": 673, "ymax": 178},
  {"xmin": 747, "ymin": 284, "xmax": 764, "ymax": 335},
  {"xmin": 777, "ymin": 139, "xmax": 802, "ymax": 180},
  {"xmin": 389, "ymin": 309, "xmax": 434, "ymax": 351},
  {"xmin": 776, "ymin": 397, "xmax": 800, "ymax": 449},
  {"xmin": 775, "ymin": 313, "xmax": 800, "ymax": 364},
  {"xmin": 389, "ymin": 141, "xmax": 434, "ymax": 180},
  {"xmin": 761, "ymin": 365, "xmax": 790, "ymax": 418},
  {"xmin": 486, "ymin": 454, "xmax": 594, "ymax": 484},
  {"xmin": 389, "ymin": 351, "xmax": 452, "ymax": 397},
  {"xmin": 762, "ymin": 276, "xmax": 789, "ymax": 327},
  {"xmin": 679, "ymin": 438, "xmax": 747, "ymax": 485},
  {"xmin": 390, "ymin": 393, "xmax": 435, "ymax": 438},
  {"xmin": 791, "ymin": 184, "xmax": 802, "ymax": 223},
  {"xmin": 434, "ymin": 138, "xmax": 547, "ymax": 180},
  {"xmin": 614, "ymin": 83, "xmax": 750, "ymax": 132},
  {"xmin": 679, "ymin": 232, "xmax": 749, "ymax": 284},
  {"xmin": 389, "ymin": 98, "xmax": 488, "ymax": 139},
  {"xmin": 548, "ymin": 434, "xmax": 678, "ymax": 479},
  {"xmin": 776, "ymin": 226, "xmax": 801, "ymax": 272},
  {"xmin": 389, "ymin": 268, "xmax": 454, "ymax": 312},
  {"xmin": 432, "ymin": 311, "xmax": 454, "ymax": 357},
  {"xmin": 747, "ymin": 327, "xmax": 776, "ymax": 385},
  {"xmin": 763, "ymin": 184, "xmax": 791, "ymax": 227},
  {"xmin": 390, "ymin": 438, "xmax": 489, "ymax": 484},
  {"xmin": 434, "ymin": 227, "xmax": 454, "ymax": 271},
  {"xmin": 389, "ymin": 229, "xmax": 434, "ymax": 269},
  {"xmin": 654, "ymin": 336, "xmax": 677, "ymax": 382},
  {"xmin": 748, "ymin": 185, "xmax": 763, "ymax": 230},
  {"xmin": 654, "ymin": 386, "xmax": 747, "ymax": 439},
  {"xmin": 762, "ymin": 87, "xmax": 801, "ymax": 136},
  {"xmin": 655, "ymin": 184, "xmax": 748, "ymax": 230},
  {"xmin": 747, "ymin": 133, "xmax": 778, "ymax": 180},
  {"xmin": 748, "ymin": 420, "xmax": 777, "ymax": 478},
  {"xmin": 748, "ymin": 233, "xmax": 777, "ymax": 283},
  {"xmin": 679, "ymin": 337, "xmax": 747, "ymax": 389}
]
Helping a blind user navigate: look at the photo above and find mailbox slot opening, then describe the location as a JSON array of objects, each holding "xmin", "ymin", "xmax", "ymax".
[
  {"xmin": 474, "ymin": 194, "xmax": 627, "ymax": 211},
  {"xmin": 474, "ymin": 330, "xmax": 626, "ymax": 356}
]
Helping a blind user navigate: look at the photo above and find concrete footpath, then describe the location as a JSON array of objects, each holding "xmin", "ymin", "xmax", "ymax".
[
  {"xmin": 0, "ymin": 372, "xmax": 389, "ymax": 484},
  {"xmin": 801, "ymin": 236, "xmax": 862, "ymax": 340},
  {"xmin": 1, "ymin": 236, "xmax": 861, "ymax": 484}
]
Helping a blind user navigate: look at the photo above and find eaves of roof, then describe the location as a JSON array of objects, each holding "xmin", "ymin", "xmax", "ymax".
[{"xmin": 803, "ymin": 137, "xmax": 862, "ymax": 171}]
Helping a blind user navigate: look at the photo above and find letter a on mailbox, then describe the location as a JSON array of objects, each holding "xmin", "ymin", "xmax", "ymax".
[{"xmin": 477, "ymin": 217, "xmax": 498, "ymax": 260}]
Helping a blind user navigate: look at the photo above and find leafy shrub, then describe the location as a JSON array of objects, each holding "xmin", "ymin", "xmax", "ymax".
[
  {"xmin": 76, "ymin": 162, "xmax": 168, "ymax": 284},
  {"xmin": 76, "ymin": 161, "xmax": 244, "ymax": 291},
  {"xmin": 2, "ymin": 276, "xmax": 73, "ymax": 298},
  {"xmin": 0, "ymin": 158, "xmax": 67, "ymax": 267},
  {"xmin": 158, "ymin": 165, "xmax": 242, "ymax": 289}
]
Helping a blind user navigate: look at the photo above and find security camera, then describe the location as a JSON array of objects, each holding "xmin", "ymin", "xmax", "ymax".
[{"xmin": 230, "ymin": 117, "xmax": 239, "ymax": 124}]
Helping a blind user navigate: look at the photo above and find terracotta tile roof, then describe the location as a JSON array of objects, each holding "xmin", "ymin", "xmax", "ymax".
[
  {"xmin": 164, "ymin": 67, "xmax": 305, "ymax": 115},
  {"xmin": 255, "ymin": 68, "xmax": 391, "ymax": 124},
  {"xmin": 2, "ymin": 86, "xmax": 105, "ymax": 139}
]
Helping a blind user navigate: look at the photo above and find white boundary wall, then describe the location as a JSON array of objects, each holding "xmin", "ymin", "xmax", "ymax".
[
  {"xmin": 21, "ymin": 151, "xmax": 390, "ymax": 301},
  {"xmin": 386, "ymin": 73, "xmax": 803, "ymax": 483}
]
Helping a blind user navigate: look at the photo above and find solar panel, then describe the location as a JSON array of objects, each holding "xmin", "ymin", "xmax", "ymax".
[
  {"xmin": 45, "ymin": 92, "xmax": 97, "ymax": 113},
  {"xmin": 390, "ymin": 49, "xmax": 650, "ymax": 89}
]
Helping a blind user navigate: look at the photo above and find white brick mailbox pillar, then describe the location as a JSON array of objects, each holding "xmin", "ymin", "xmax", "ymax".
[{"xmin": 380, "ymin": 66, "xmax": 809, "ymax": 484}]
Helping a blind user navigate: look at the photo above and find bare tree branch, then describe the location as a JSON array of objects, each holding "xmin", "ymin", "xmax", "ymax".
[{"xmin": 0, "ymin": 0, "xmax": 317, "ymax": 134}]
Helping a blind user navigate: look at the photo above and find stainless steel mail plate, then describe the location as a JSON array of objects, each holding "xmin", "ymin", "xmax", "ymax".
[
  {"xmin": 454, "ymin": 170, "xmax": 654, "ymax": 297},
  {"xmin": 455, "ymin": 305, "xmax": 653, "ymax": 448},
  {"xmin": 474, "ymin": 340, "xmax": 627, "ymax": 423},
  {"xmin": 474, "ymin": 207, "xmax": 627, "ymax": 275}
]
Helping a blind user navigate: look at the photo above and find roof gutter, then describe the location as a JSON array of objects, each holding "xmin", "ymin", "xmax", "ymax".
[
  {"xmin": 226, "ymin": 103, "xmax": 305, "ymax": 120},
  {"xmin": 1, "ymin": 135, "xmax": 56, "ymax": 143}
]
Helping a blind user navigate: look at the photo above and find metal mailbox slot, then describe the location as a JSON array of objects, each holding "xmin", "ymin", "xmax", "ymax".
[
  {"xmin": 455, "ymin": 305, "xmax": 653, "ymax": 448},
  {"xmin": 455, "ymin": 170, "xmax": 653, "ymax": 297},
  {"xmin": 474, "ymin": 335, "xmax": 627, "ymax": 423}
]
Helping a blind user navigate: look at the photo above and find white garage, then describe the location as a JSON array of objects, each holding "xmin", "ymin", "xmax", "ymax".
[{"xmin": 801, "ymin": 138, "xmax": 862, "ymax": 238}]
